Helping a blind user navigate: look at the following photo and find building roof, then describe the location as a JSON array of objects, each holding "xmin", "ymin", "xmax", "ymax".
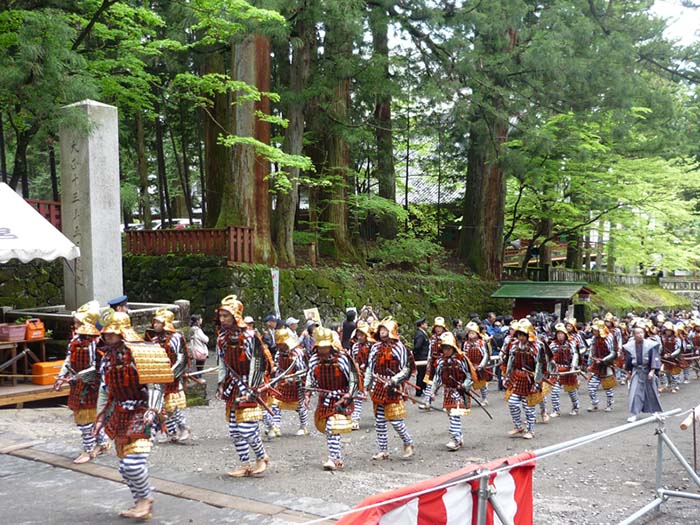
[
  {"xmin": 397, "ymin": 175, "xmax": 464, "ymax": 205},
  {"xmin": 491, "ymin": 282, "xmax": 595, "ymax": 300}
]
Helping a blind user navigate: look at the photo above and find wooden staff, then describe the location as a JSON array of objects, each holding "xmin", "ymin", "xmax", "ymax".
[
  {"xmin": 446, "ymin": 375, "xmax": 493, "ymax": 420},
  {"xmin": 525, "ymin": 369, "xmax": 557, "ymax": 387},
  {"xmin": 680, "ymin": 403, "xmax": 700, "ymax": 430}
]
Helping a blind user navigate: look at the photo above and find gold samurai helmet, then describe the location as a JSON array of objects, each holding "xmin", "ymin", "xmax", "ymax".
[
  {"xmin": 274, "ymin": 328, "xmax": 300, "ymax": 350},
  {"xmin": 153, "ymin": 308, "xmax": 177, "ymax": 332},
  {"xmin": 217, "ymin": 295, "xmax": 247, "ymax": 328},
  {"xmin": 377, "ymin": 317, "xmax": 400, "ymax": 341},
  {"xmin": 73, "ymin": 300, "xmax": 101, "ymax": 336},
  {"xmin": 100, "ymin": 310, "xmax": 143, "ymax": 342},
  {"xmin": 439, "ymin": 331, "xmax": 461, "ymax": 353}
]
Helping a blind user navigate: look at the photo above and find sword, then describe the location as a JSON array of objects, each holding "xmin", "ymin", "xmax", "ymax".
[
  {"xmin": 185, "ymin": 366, "xmax": 218, "ymax": 378},
  {"xmin": 222, "ymin": 361, "xmax": 275, "ymax": 417},
  {"xmin": 447, "ymin": 375, "xmax": 493, "ymax": 420}
]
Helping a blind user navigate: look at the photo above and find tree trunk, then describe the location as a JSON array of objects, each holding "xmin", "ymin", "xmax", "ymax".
[
  {"xmin": 10, "ymin": 131, "xmax": 31, "ymax": 195},
  {"xmin": 565, "ymin": 234, "xmax": 582, "ymax": 269},
  {"xmin": 48, "ymin": 139, "xmax": 59, "ymax": 202},
  {"xmin": 319, "ymin": 79, "xmax": 353, "ymax": 258},
  {"xmin": 540, "ymin": 218, "xmax": 553, "ymax": 266},
  {"xmin": 166, "ymin": 115, "xmax": 193, "ymax": 222},
  {"xmin": 202, "ymin": 51, "xmax": 229, "ymax": 227},
  {"xmin": 136, "ymin": 112, "xmax": 152, "ymax": 229},
  {"xmin": 319, "ymin": 21, "xmax": 354, "ymax": 259},
  {"xmin": 369, "ymin": 2, "xmax": 397, "ymax": 239},
  {"xmin": 0, "ymin": 113, "xmax": 7, "ymax": 184},
  {"xmin": 197, "ymin": 130, "xmax": 207, "ymax": 222},
  {"xmin": 153, "ymin": 101, "xmax": 172, "ymax": 227},
  {"xmin": 274, "ymin": 16, "xmax": 312, "ymax": 266},
  {"xmin": 458, "ymin": 117, "xmax": 507, "ymax": 280},
  {"xmin": 179, "ymin": 102, "xmax": 193, "ymax": 222},
  {"xmin": 252, "ymin": 34, "xmax": 275, "ymax": 264},
  {"xmin": 217, "ymin": 36, "xmax": 256, "ymax": 229}
]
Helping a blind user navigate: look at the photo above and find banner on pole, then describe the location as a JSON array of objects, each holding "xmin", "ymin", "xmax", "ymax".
[
  {"xmin": 271, "ymin": 267, "xmax": 281, "ymax": 319},
  {"xmin": 336, "ymin": 452, "xmax": 535, "ymax": 525}
]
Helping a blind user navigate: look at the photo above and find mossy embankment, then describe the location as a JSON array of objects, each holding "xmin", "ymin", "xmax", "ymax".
[{"xmin": 580, "ymin": 283, "xmax": 691, "ymax": 316}]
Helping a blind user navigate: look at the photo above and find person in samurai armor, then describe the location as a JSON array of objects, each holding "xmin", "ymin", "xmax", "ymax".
[
  {"xmin": 623, "ymin": 323, "xmax": 662, "ymax": 422},
  {"xmin": 498, "ymin": 320, "xmax": 518, "ymax": 390},
  {"xmin": 587, "ymin": 319, "xmax": 616, "ymax": 412},
  {"xmin": 364, "ymin": 317, "xmax": 416, "ymax": 460},
  {"xmin": 304, "ymin": 327, "xmax": 358, "ymax": 470},
  {"xmin": 676, "ymin": 322, "xmax": 692, "ymax": 384},
  {"xmin": 565, "ymin": 317, "xmax": 588, "ymax": 368},
  {"xmin": 215, "ymin": 295, "xmax": 269, "ymax": 478},
  {"xmin": 504, "ymin": 320, "xmax": 542, "ymax": 440},
  {"xmin": 462, "ymin": 321, "xmax": 491, "ymax": 405},
  {"xmin": 430, "ymin": 332, "xmax": 478, "ymax": 451},
  {"xmin": 419, "ymin": 316, "xmax": 448, "ymax": 410},
  {"xmin": 93, "ymin": 311, "xmax": 164, "ymax": 520},
  {"xmin": 269, "ymin": 328, "xmax": 308, "ymax": 437},
  {"xmin": 144, "ymin": 308, "xmax": 190, "ymax": 442},
  {"xmin": 54, "ymin": 300, "xmax": 110, "ymax": 463},
  {"xmin": 548, "ymin": 323, "xmax": 580, "ymax": 417},
  {"xmin": 687, "ymin": 319, "xmax": 700, "ymax": 380},
  {"xmin": 534, "ymin": 329, "xmax": 553, "ymax": 424},
  {"xmin": 350, "ymin": 320, "xmax": 373, "ymax": 430},
  {"xmin": 604, "ymin": 312, "xmax": 625, "ymax": 385},
  {"xmin": 659, "ymin": 321, "xmax": 682, "ymax": 393}
]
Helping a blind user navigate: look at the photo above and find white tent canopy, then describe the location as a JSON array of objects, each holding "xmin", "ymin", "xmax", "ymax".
[{"xmin": 0, "ymin": 183, "xmax": 80, "ymax": 263}]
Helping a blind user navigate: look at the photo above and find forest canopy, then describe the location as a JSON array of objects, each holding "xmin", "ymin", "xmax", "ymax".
[{"xmin": 1, "ymin": 0, "xmax": 699, "ymax": 276}]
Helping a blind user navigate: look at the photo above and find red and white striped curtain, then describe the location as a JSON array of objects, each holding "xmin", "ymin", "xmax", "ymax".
[{"xmin": 337, "ymin": 451, "xmax": 536, "ymax": 525}]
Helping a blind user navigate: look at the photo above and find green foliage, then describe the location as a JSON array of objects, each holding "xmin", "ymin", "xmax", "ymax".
[
  {"xmin": 368, "ymin": 234, "xmax": 447, "ymax": 272},
  {"xmin": 586, "ymin": 284, "xmax": 691, "ymax": 316},
  {"xmin": 292, "ymin": 231, "xmax": 316, "ymax": 245},
  {"xmin": 349, "ymin": 194, "xmax": 408, "ymax": 225}
]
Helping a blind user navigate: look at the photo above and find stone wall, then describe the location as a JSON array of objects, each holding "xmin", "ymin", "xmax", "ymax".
[
  {"xmin": 0, "ymin": 260, "xmax": 63, "ymax": 309},
  {"xmin": 122, "ymin": 255, "xmax": 509, "ymax": 330}
]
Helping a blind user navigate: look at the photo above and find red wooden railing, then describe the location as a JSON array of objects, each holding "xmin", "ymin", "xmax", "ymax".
[
  {"xmin": 27, "ymin": 199, "xmax": 62, "ymax": 231},
  {"xmin": 125, "ymin": 226, "xmax": 255, "ymax": 263}
]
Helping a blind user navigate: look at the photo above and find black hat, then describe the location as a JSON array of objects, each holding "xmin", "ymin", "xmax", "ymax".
[
  {"xmin": 264, "ymin": 314, "xmax": 277, "ymax": 323},
  {"xmin": 416, "ymin": 317, "xmax": 426, "ymax": 327},
  {"xmin": 107, "ymin": 295, "xmax": 128, "ymax": 308}
]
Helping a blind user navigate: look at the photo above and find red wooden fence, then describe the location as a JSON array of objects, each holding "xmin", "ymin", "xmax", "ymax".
[
  {"xmin": 27, "ymin": 199, "xmax": 62, "ymax": 231},
  {"xmin": 125, "ymin": 226, "xmax": 255, "ymax": 263}
]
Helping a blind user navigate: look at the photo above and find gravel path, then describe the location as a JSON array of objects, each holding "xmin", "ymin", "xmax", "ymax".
[{"xmin": 2, "ymin": 372, "xmax": 700, "ymax": 524}]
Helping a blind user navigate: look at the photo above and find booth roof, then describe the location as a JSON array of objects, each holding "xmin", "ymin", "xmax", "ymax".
[
  {"xmin": 0, "ymin": 183, "xmax": 80, "ymax": 263},
  {"xmin": 491, "ymin": 281, "xmax": 595, "ymax": 300}
]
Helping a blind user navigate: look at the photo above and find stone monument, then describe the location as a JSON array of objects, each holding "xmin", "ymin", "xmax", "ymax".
[{"xmin": 59, "ymin": 100, "xmax": 123, "ymax": 310}]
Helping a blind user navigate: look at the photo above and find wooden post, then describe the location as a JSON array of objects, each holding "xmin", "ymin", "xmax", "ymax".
[
  {"xmin": 227, "ymin": 226, "xmax": 235, "ymax": 264},
  {"xmin": 309, "ymin": 242, "xmax": 317, "ymax": 266}
]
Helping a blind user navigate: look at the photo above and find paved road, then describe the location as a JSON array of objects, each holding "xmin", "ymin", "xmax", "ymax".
[{"xmin": 0, "ymin": 454, "xmax": 291, "ymax": 525}]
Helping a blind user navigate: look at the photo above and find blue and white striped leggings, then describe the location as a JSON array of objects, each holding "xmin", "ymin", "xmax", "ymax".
[
  {"xmin": 228, "ymin": 411, "xmax": 266, "ymax": 463},
  {"xmin": 508, "ymin": 394, "xmax": 535, "ymax": 433},
  {"xmin": 77, "ymin": 422, "xmax": 106, "ymax": 452},
  {"xmin": 423, "ymin": 383, "xmax": 433, "ymax": 405},
  {"xmin": 325, "ymin": 418, "xmax": 342, "ymax": 460},
  {"xmin": 375, "ymin": 404, "xmax": 413, "ymax": 452},
  {"xmin": 271, "ymin": 400, "xmax": 308, "ymax": 430},
  {"xmin": 551, "ymin": 383, "xmax": 580, "ymax": 413},
  {"xmin": 588, "ymin": 375, "xmax": 614, "ymax": 407},
  {"xmin": 351, "ymin": 397, "xmax": 364, "ymax": 422},
  {"xmin": 448, "ymin": 415, "xmax": 462, "ymax": 442},
  {"xmin": 119, "ymin": 453, "xmax": 152, "ymax": 501},
  {"xmin": 165, "ymin": 408, "xmax": 187, "ymax": 436}
]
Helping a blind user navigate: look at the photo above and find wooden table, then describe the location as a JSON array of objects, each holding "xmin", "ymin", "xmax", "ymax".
[{"xmin": 0, "ymin": 338, "xmax": 51, "ymax": 386}]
